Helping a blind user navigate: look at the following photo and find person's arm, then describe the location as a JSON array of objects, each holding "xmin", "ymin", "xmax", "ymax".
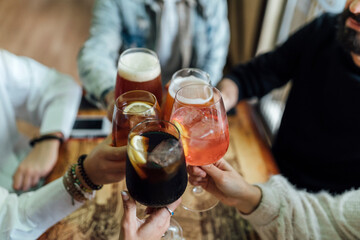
[
  {"xmin": 241, "ymin": 176, "xmax": 360, "ymax": 240},
  {"xmin": 219, "ymin": 14, "xmax": 329, "ymax": 110},
  {"xmin": 0, "ymin": 178, "xmax": 82, "ymax": 240},
  {"xmin": 0, "ymin": 50, "xmax": 81, "ymax": 191},
  {"xmin": 77, "ymin": 0, "xmax": 122, "ymax": 108},
  {"xmin": 189, "ymin": 160, "xmax": 360, "ymax": 239},
  {"xmin": 120, "ymin": 191, "xmax": 181, "ymax": 240},
  {"xmin": 0, "ymin": 136, "xmax": 127, "ymax": 240},
  {"xmin": 199, "ymin": 0, "xmax": 230, "ymax": 86},
  {"xmin": 1, "ymin": 50, "xmax": 81, "ymax": 139}
]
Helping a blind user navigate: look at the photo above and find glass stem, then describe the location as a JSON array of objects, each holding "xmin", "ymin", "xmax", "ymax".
[{"xmin": 192, "ymin": 186, "xmax": 203, "ymax": 194}]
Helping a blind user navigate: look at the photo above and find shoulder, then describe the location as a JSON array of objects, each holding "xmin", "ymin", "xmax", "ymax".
[{"xmin": 306, "ymin": 13, "xmax": 339, "ymax": 34}]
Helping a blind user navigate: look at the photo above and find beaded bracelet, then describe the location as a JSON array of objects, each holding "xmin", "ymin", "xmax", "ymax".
[
  {"xmin": 63, "ymin": 165, "xmax": 96, "ymax": 205},
  {"xmin": 63, "ymin": 170, "xmax": 88, "ymax": 204},
  {"xmin": 70, "ymin": 164, "xmax": 93, "ymax": 193},
  {"xmin": 77, "ymin": 154, "xmax": 103, "ymax": 190}
]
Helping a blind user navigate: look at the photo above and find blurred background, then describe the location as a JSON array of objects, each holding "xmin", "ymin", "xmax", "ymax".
[{"xmin": 0, "ymin": 0, "xmax": 345, "ymax": 138}]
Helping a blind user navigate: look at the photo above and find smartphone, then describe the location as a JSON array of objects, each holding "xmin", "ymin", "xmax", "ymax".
[{"xmin": 70, "ymin": 116, "xmax": 111, "ymax": 139}]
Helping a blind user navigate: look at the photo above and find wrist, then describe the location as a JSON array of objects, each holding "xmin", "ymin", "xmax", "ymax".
[
  {"xmin": 29, "ymin": 132, "xmax": 64, "ymax": 147},
  {"xmin": 75, "ymin": 164, "xmax": 92, "ymax": 190},
  {"xmin": 235, "ymin": 184, "xmax": 262, "ymax": 214},
  {"xmin": 77, "ymin": 154, "xmax": 103, "ymax": 190}
]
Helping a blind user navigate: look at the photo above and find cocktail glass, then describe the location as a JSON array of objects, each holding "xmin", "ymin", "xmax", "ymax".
[
  {"xmin": 115, "ymin": 47, "xmax": 163, "ymax": 104},
  {"xmin": 162, "ymin": 68, "xmax": 210, "ymax": 121},
  {"xmin": 126, "ymin": 119, "xmax": 187, "ymax": 239},
  {"xmin": 170, "ymin": 84, "xmax": 229, "ymax": 212},
  {"xmin": 112, "ymin": 90, "xmax": 160, "ymax": 147}
]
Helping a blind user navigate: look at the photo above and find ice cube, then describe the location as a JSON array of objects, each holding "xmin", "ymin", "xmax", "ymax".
[
  {"xmin": 174, "ymin": 107, "xmax": 202, "ymax": 126},
  {"xmin": 190, "ymin": 119, "xmax": 216, "ymax": 138},
  {"xmin": 148, "ymin": 139, "xmax": 182, "ymax": 167}
]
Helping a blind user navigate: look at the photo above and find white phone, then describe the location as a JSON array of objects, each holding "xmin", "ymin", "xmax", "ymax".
[{"xmin": 70, "ymin": 116, "xmax": 111, "ymax": 139}]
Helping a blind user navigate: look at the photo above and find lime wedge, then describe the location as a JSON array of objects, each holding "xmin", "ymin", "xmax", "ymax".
[{"xmin": 124, "ymin": 101, "xmax": 153, "ymax": 114}]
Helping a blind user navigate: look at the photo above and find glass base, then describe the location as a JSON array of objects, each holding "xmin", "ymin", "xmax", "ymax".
[
  {"xmin": 181, "ymin": 184, "xmax": 219, "ymax": 212},
  {"xmin": 162, "ymin": 218, "xmax": 183, "ymax": 240}
]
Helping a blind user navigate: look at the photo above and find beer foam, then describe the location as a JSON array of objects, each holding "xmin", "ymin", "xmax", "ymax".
[
  {"xmin": 169, "ymin": 76, "xmax": 209, "ymax": 98},
  {"xmin": 176, "ymin": 85, "xmax": 214, "ymax": 105},
  {"xmin": 118, "ymin": 52, "xmax": 161, "ymax": 82}
]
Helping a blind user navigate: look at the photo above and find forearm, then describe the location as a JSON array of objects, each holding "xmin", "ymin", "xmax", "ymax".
[
  {"xmin": 240, "ymin": 175, "xmax": 360, "ymax": 240},
  {"xmin": 77, "ymin": 0, "xmax": 121, "ymax": 105},
  {"xmin": 233, "ymin": 183, "xmax": 262, "ymax": 215},
  {"xmin": 0, "ymin": 178, "xmax": 83, "ymax": 240}
]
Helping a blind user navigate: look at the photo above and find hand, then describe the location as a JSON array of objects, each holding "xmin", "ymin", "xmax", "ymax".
[
  {"xmin": 188, "ymin": 158, "xmax": 262, "ymax": 214},
  {"xmin": 217, "ymin": 78, "xmax": 239, "ymax": 111},
  {"xmin": 82, "ymin": 135, "xmax": 127, "ymax": 186},
  {"xmin": 120, "ymin": 191, "xmax": 181, "ymax": 240},
  {"xmin": 105, "ymin": 90, "xmax": 115, "ymax": 121},
  {"xmin": 13, "ymin": 139, "xmax": 60, "ymax": 191}
]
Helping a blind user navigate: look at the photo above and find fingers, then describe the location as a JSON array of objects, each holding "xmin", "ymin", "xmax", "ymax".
[
  {"xmin": 12, "ymin": 169, "xmax": 23, "ymax": 190},
  {"xmin": 200, "ymin": 159, "xmax": 233, "ymax": 179},
  {"xmin": 139, "ymin": 198, "xmax": 182, "ymax": 239},
  {"xmin": 13, "ymin": 168, "xmax": 41, "ymax": 191},
  {"xmin": 102, "ymin": 134, "xmax": 113, "ymax": 145},
  {"xmin": 102, "ymin": 144, "xmax": 127, "ymax": 162},
  {"xmin": 187, "ymin": 165, "xmax": 206, "ymax": 178},
  {"xmin": 121, "ymin": 191, "xmax": 137, "ymax": 224}
]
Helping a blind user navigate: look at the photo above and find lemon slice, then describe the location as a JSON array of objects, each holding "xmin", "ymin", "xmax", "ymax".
[
  {"xmin": 172, "ymin": 120, "xmax": 189, "ymax": 157},
  {"xmin": 129, "ymin": 135, "xmax": 149, "ymax": 164},
  {"xmin": 124, "ymin": 101, "xmax": 154, "ymax": 114}
]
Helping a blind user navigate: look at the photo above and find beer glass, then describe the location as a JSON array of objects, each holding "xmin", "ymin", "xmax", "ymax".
[
  {"xmin": 112, "ymin": 90, "xmax": 161, "ymax": 147},
  {"xmin": 126, "ymin": 119, "xmax": 187, "ymax": 239},
  {"xmin": 162, "ymin": 68, "xmax": 210, "ymax": 121},
  {"xmin": 115, "ymin": 48, "xmax": 163, "ymax": 104},
  {"xmin": 170, "ymin": 84, "xmax": 229, "ymax": 212}
]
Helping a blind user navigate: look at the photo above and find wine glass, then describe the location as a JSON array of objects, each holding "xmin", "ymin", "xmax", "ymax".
[
  {"xmin": 170, "ymin": 84, "xmax": 230, "ymax": 212},
  {"xmin": 162, "ymin": 68, "xmax": 211, "ymax": 121},
  {"xmin": 115, "ymin": 48, "xmax": 163, "ymax": 104},
  {"xmin": 126, "ymin": 119, "xmax": 187, "ymax": 239},
  {"xmin": 112, "ymin": 90, "xmax": 161, "ymax": 147}
]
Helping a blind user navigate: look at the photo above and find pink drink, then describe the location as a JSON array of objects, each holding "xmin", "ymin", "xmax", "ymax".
[{"xmin": 171, "ymin": 106, "xmax": 229, "ymax": 166}]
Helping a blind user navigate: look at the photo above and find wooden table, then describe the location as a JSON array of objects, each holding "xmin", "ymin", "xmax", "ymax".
[{"xmin": 38, "ymin": 102, "xmax": 279, "ymax": 240}]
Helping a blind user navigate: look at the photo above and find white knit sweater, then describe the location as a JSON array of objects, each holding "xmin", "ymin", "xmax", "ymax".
[{"xmin": 240, "ymin": 175, "xmax": 360, "ymax": 240}]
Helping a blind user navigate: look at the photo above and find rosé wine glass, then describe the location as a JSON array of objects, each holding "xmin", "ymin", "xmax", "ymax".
[{"xmin": 170, "ymin": 84, "xmax": 229, "ymax": 212}]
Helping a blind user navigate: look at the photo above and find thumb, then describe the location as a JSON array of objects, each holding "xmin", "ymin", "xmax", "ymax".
[
  {"xmin": 121, "ymin": 191, "xmax": 137, "ymax": 224},
  {"xmin": 201, "ymin": 159, "xmax": 232, "ymax": 180},
  {"xmin": 200, "ymin": 164, "xmax": 224, "ymax": 182}
]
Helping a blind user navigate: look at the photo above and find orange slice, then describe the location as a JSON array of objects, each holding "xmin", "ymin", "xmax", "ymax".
[
  {"xmin": 128, "ymin": 135, "xmax": 149, "ymax": 179},
  {"xmin": 172, "ymin": 120, "xmax": 189, "ymax": 157}
]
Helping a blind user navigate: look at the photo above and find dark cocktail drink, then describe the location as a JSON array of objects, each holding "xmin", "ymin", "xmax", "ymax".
[{"xmin": 126, "ymin": 120, "xmax": 187, "ymax": 207}]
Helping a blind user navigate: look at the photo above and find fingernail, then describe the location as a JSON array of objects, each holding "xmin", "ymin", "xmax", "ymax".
[{"xmin": 121, "ymin": 191, "xmax": 129, "ymax": 201}]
